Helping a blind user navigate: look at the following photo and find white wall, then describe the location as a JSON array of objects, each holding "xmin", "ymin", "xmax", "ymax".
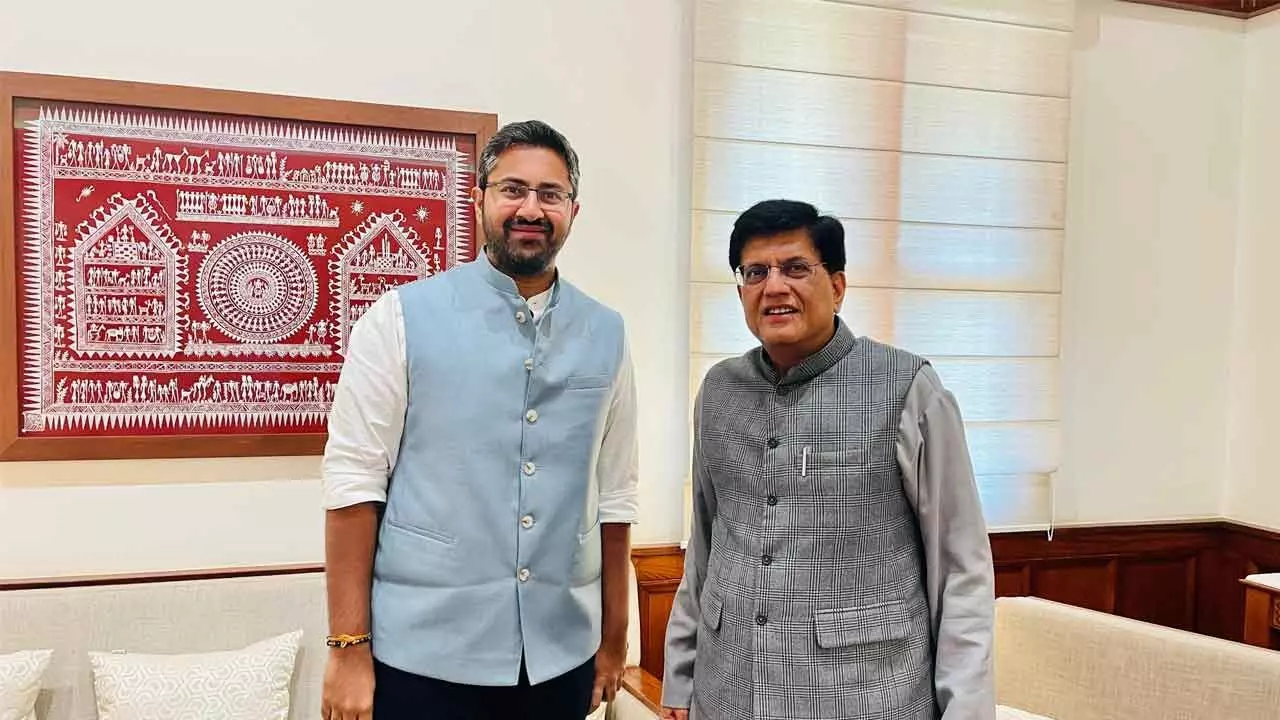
[
  {"xmin": 0, "ymin": 0, "xmax": 692, "ymax": 578},
  {"xmin": 1057, "ymin": 0, "xmax": 1244, "ymax": 525},
  {"xmin": 6, "ymin": 0, "xmax": 1280, "ymax": 579},
  {"xmin": 1227, "ymin": 10, "xmax": 1280, "ymax": 531}
]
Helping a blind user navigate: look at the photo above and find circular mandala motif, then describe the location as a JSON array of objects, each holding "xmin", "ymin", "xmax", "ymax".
[{"xmin": 197, "ymin": 232, "xmax": 317, "ymax": 344}]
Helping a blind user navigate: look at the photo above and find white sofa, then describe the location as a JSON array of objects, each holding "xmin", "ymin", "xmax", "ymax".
[
  {"xmin": 596, "ymin": 596, "xmax": 1280, "ymax": 720},
  {"xmin": 0, "ymin": 567, "xmax": 644, "ymax": 720},
  {"xmin": 14, "ymin": 570, "xmax": 1275, "ymax": 720},
  {"xmin": 995, "ymin": 596, "xmax": 1280, "ymax": 719}
]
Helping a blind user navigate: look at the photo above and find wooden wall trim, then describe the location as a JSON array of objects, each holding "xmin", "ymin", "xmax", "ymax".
[
  {"xmin": 8, "ymin": 520, "xmax": 1277, "ymax": 681},
  {"xmin": 0, "ymin": 563, "xmax": 325, "ymax": 591},
  {"xmin": 1212, "ymin": 522, "xmax": 1280, "ymax": 639},
  {"xmin": 1117, "ymin": 0, "xmax": 1280, "ymax": 19},
  {"xmin": 987, "ymin": 521, "xmax": 1221, "ymax": 561},
  {"xmin": 627, "ymin": 521, "xmax": 1280, "ymax": 679},
  {"xmin": 631, "ymin": 544, "xmax": 685, "ymax": 679},
  {"xmin": 990, "ymin": 521, "xmax": 1222, "ymax": 633}
]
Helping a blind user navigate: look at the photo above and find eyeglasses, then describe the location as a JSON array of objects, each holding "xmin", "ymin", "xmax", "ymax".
[
  {"xmin": 484, "ymin": 181, "xmax": 574, "ymax": 208},
  {"xmin": 734, "ymin": 260, "xmax": 826, "ymax": 287}
]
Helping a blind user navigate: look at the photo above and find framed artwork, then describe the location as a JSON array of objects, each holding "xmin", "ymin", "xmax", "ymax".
[{"xmin": 0, "ymin": 72, "xmax": 496, "ymax": 460}]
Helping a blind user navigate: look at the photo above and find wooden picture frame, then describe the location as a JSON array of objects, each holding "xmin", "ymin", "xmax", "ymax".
[{"xmin": 0, "ymin": 72, "xmax": 497, "ymax": 461}]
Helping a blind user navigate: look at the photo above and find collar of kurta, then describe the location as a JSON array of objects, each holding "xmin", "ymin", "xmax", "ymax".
[
  {"xmin": 476, "ymin": 246, "xmax": 561, "ymax": 308},
  {"xmin": 751, "ymin": 314, "xmax": 856, "ymax": 389}
]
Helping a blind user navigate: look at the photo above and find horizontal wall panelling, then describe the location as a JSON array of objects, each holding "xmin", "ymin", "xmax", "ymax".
[{"xmin": 629, "ymin": 521, "xmax": 1280, "ymax": 678}]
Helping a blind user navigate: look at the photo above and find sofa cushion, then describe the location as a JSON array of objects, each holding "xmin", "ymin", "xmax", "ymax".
[
  {"xmin": 995, "ymin": 596, "xmax": 1280, "ymax": 720},
  {"xmin": 0, "ymin": 649, "xmax": 53, "ymax": 720},
  {"xmin": 0, "ymin": 573, "xmax": 327, "ymax": 720},
  {"xmin": 88, "ymin": 630, "xmax": 300, "ymax": 720}
]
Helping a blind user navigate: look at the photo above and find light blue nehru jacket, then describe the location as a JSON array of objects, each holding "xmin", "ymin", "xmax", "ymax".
[{"xmin": 369, "ymin": 251, "xmax": 627, "ymax": 687}]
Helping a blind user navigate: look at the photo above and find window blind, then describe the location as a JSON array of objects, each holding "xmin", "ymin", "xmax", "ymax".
[{"xmin": 686, "ymin": 0, "xmax": 1073, "ymax": 533}]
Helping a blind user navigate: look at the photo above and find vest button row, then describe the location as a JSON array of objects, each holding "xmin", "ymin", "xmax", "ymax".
[
  {"xmin": 756, "ymin": 614, "xmax": 768, "ymax": 626},
  {"xmin": 767, "ymin": 437, "xmax": 779, "ymax": 449},
  {"xmin": 767, "ymin": 495, "xmax": 778, "ymax": 506}
]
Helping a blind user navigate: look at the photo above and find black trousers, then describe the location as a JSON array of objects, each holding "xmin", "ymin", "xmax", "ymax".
[{"xmin": 372, "ymin": 655, "xmax": 596, "ymax": 720}]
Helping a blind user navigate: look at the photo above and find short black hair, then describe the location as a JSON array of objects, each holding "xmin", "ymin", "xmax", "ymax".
[
  {"xmin": 476, "ymin": 119, "xmax": 580, "ymax": 196},
  {"xmin": 728, "ymin": 199, "xmax": 845, "ymax": 272}
]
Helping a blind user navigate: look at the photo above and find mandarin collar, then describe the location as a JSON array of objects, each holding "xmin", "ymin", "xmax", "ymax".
[
  {"xmin": 477, "ymin": 248, "xmax": 560, "ymax": 307},
  {"xmin": 750, "ymin": 315, "xmax": 856, "ymax": 387}
]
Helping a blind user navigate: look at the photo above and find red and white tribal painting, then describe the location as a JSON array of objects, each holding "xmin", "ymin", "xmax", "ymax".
[{"xmin": 13, "ymin": 101, "xmax": 476, "ymax": 438}]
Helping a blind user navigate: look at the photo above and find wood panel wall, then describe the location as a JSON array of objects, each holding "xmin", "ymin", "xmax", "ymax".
[
  {"xmin": 1117, "ymin": 0, "xmax": 1280, "ymax": 19},
  {"xmin": 629, "ymin": 520, "xmax": 1280, "ymax": 680}
]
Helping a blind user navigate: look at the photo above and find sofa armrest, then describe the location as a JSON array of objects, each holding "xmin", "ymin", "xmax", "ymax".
[{"xmin": 620, "ymin": 665, "xmax": 663, "ymax": 715}]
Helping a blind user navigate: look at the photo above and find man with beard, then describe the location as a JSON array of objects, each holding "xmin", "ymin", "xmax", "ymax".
[{"xmin": 319, "ymin": 120, "xmax": 639, "ymax": 720}]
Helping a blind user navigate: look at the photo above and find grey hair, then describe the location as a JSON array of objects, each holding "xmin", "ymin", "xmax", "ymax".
[{"xmin": 476, "ymin": 120, "xmax": 580, "ymax": 197}]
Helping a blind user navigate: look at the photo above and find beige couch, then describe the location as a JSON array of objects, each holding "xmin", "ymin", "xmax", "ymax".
[
  {"xmin": 9, "ymin": 571, "xmax": 1277, "ymax": 720},
  {"xmin": 0, "ymin": 567, "xmax": 645, "ymax": 720},
  {"xmin": 604, "ymin": 596, "xmax": 1280, "ymax": 720},
  {"xmin": 995, "ymin": 596, "xmax": 1280, "ymax": 719}
]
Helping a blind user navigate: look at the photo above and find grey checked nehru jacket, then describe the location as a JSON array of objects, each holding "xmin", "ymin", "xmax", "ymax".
[{"xmin": 663, "ymin": 317, "xmax": 997, "ymax": 720}]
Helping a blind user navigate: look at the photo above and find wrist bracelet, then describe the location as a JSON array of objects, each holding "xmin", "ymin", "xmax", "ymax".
[{"xmin": 325, "ymin": 632, "xmax": 371, "ymax": 648}]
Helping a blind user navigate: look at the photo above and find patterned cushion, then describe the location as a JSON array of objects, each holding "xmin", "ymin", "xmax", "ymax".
[
  {"xmin": 0, "ymin": 649, "xmax": 53, "ymax": 720},
  {"xmin": 998, "ymin": 705, "xmax": 1054, "ymax": 720},
  {"xmin": 88, "ymin": 631, "xmax": 300, "ymax": 720}
]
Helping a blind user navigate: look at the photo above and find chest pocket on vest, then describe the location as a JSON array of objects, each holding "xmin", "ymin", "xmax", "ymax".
[
  {"xmin": 808, "ymin": 443, "xmax": 893, "ymax": 492},
  {"xmin": 554, "ymin": 375, "xmax": 612, "ymax": 439},
  {"xmin": 810, "ymin": 443, "xmax": 891, "ymax": 466},
  {"xmin": 565, "ymin": 373, "xmax": 612, "ymax": 390}
]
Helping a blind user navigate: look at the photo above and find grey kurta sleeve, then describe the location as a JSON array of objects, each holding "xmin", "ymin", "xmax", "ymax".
[
  {"xmin": 661, "ymin": 387, "xmax": 715, "ymax": 709},
  {"xmin": 897, "ymin": 364, "xmax": 997, "ymax": 720}
]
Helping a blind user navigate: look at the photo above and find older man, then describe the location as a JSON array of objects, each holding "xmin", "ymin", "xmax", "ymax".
[
  {"xmin": 662, "ymin": 199, "xmax": 995, "ymax": 719},
  {"xmin": 320, "ymin": 120, "xmax": 639, "ymax": 720}
]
